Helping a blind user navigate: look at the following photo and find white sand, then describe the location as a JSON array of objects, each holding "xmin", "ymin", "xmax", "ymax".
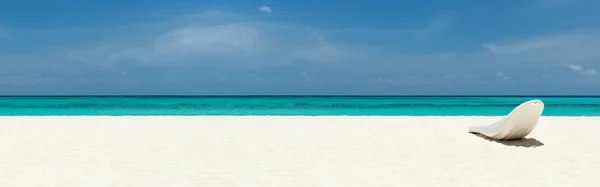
[{"xmin": 1, "ymin": 116, "xmax": 599, "ymax": 187}]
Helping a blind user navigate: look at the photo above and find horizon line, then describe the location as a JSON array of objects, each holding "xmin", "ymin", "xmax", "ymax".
[{"xmin": 1, "ymin": 95, "xmax": 600, "ymax": 97}]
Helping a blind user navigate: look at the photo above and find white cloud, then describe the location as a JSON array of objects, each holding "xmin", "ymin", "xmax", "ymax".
[
  {"xmin": 480, "ymin": 32, "xmax": 590, "ymax": 54},
  {"xmin": 62, "ymin": 12, "xmax": 352, "ymax": 66},
  {"xmin": 153, "ymin": 23, "xmax": 261, "ymax": 57},
  {"xmin": 568, "ymin": 64, "xmax": 583, "ymax": 71},
  {"xmin": 18, "ymin": 16, "xmax": 600, "ymax": 87},
  {"xmin": 480, "ymin": 43, "xmax": 498, "ymax": 52},
  {"xmin": 5, "ymin": 9, "xmax": 600, "ymax": 93},
  {"xmin": 477, "ymin": 31, "xmax": 600, "ymax": 71},
  {"xmin": 258, "ymin": 5, "xmax": 272, "ymax": 13},
  {"xmin": 415, "ymin": 13, "xmax": 456, "ymax": 39},
  {"xmin": 482, "ymin": 31, "xmax": 600, "ymax": 55},
  {"xmin": 568, "ymin": 64, "xmax": 600, "ymax": 76},
  {"xmin": 34, "ymin": 11, "xmax": 600, "ymax": 76},
  {"xmin": 587, "ymin": 69, "xmax": 600, "ymax": 75},
  {"xmin": 0, "ymin": 76, "xmax": 60, "ymax": 85},
  {"xmin": 496, "ymin": 72, "xmax": 511, "ymax": 80},
  {"xmin": 377, "ymin": 30, "xmax": 600, "ymax": 82}
]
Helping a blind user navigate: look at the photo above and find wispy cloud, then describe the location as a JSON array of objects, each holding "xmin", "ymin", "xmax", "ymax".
[
  {"xmin": 59, "ymin": 11, "xmax": 354, "ymax": 68},
  {"xmin": 568, "ymin": 64, "xmax": 600, "ymax": 77},
  {"xmin": 258, "ymin": 5, "xmax": 272, "ymax": 13},
  {"xmin": 496, "ymin": 72, "xmax": 511, "ymax": 80},
  {"xmin": 537, "ymin": 0, "xmax": 577, "ymax": 7},
  {"xmin": 383, "ymin": 30, "xmax": 600, "ymax": 85},
  {"xmin": 2, "ymin": 9, "xmax": 600, "ymax": 94},
  {"xmin": 479, "ymin": 31, "xmax": 600, "ymax": 68},
  {"xmin": 415, "ymin": 13, "xmax": 457, "ymax": 39},
  {"xmin": 568, "ymin": 64, "xmax": 583, "ymax": 71},
  {"xmin": 481, "ymin": 32, "xmax": 590, "ymax": 54},
  {"xmin": 518, "ymin": 0, "xmax": 593, "ymax": 15}
]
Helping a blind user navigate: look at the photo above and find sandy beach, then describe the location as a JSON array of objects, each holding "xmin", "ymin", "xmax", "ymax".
[{"xmin": 1, "ymin": 116, "xmax": 599, "ymax": 186}]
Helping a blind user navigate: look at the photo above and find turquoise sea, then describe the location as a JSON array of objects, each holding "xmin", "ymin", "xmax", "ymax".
[{"xmin": 0, "ymin": 96, "xmax": 599, "ymax": 116}]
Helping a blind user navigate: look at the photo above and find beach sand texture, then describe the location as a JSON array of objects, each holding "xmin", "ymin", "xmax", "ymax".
[{"xmin": 1, "ymin": 116, "xmax": 599, "ymax": 187}]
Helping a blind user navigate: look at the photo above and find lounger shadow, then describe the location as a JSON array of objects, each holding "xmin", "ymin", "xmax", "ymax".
[
  {"xmin": 468, "ymin": 99, "xmax": 545, "ymax": 141},
  {"xmin": 470, "ymin": 133, "xmax": 545, "ymax": 147}
]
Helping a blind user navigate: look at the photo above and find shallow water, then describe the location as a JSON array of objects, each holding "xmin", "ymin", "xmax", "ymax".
[{"xmin": 0, "ymin": 96, "xmax": 599, "ymax": 116}]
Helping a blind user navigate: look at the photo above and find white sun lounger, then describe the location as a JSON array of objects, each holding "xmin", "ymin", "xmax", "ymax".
[{"xmin": 468, "ymin": 99, "xmax": 545, "ymax": 140}]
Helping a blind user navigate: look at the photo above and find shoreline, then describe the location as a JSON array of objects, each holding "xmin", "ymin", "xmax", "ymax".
[{"xmin": 2, "ymin": 115, "xmax": 600, "ymax": 118}]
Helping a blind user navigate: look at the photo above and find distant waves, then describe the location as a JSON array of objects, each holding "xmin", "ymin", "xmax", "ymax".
[{"xmin": 0, "ymin": 96, "xmax": 599, "ymax": 116}]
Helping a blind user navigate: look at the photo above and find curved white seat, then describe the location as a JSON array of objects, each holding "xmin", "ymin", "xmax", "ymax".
[{"xmin": 468, "ymin": 99, "xmax": 545, "ymax": 140}]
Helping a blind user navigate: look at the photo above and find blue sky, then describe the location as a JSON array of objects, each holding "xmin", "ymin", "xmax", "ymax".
[{"xmin": 1, "ymin": 0, "xmax": 600, "ymax": 95}]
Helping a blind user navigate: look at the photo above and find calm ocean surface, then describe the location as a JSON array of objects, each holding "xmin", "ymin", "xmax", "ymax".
[{"xmin": 0, "ymin": 96, "xmax": 599, "ymax": 116}]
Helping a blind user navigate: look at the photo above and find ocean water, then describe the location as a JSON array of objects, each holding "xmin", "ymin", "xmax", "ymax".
[{"xmin": 0, "ymin": 96, "xmax": 599, "ymax": 116}]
